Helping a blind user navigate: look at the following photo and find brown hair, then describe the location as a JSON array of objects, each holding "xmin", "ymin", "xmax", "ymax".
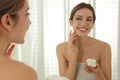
[
  {"xmin": 69, "ymin": 2, "xmax": 96, "ymax": 23},
  {"xmin": 0, "ymin": 0, "xmax": 25, "ymax": 22}
]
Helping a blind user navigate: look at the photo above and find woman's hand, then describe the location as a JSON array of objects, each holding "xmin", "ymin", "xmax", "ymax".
[
  {"xmin": 67, "ymin": 30, "xmax": 79, "ymax": 55},
  {"xmin": 4, "ymin": 43, "xmax": 15, "ymax": 58},
  {"xmin": 85, "ymin": 63, "xmax": 99, "ymax": 73}
]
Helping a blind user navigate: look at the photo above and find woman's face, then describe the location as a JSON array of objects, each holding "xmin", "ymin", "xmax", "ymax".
[
  {"xmin": 10, "ymin": 0, "xmax": 30, "ymax": 43},
  {"xmin": 69, "ymin": 8, "xmax": 94, "ymax": 37}
]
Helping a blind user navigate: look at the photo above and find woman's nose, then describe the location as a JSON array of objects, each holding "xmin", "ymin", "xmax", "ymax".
[
  {"xmin": 80, "ymin": 20, "xmax": 87, "ymax": 26},
  {"xmin": 28, "ymin": 19, "xmax": 31, "ymax": 25},
  {"xmin": 29, "ymin": 20, "xmax": 31, "ymax": 25}
]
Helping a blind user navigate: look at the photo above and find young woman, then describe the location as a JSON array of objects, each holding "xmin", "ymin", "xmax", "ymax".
[
  {"xmin": 0, "ymin": 0, "xmax": 38, "ymax": 80},
  {"xmin": 56, "ymin": 2, "xmax": 111, "ymax": 80}
]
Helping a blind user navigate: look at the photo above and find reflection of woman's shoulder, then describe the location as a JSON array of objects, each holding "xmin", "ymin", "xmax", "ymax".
[
  {"xmin": 56, "ymin": 42, "xmax": 68, "ymax": 54},
  {"xmin": 0, "ymin": 58, "xmax": 37, "ymax": 80},
  {"xmin": 57, "ymin": 42, "xmax": 68, "ymax": 48},
  {"xmin": 93, "ymin": 38, "xmax": 111, "ymax": 50}
]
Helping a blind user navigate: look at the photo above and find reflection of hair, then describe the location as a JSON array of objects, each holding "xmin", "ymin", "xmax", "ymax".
[
  {"xmin": 69, "ymin": 2, "xmax": 96, "ymax": 23},
  {"xmin": 0, "ymin": 0, "xmax": 25, "ymax": 22}
]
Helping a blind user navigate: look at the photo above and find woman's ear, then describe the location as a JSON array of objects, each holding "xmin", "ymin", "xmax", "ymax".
[
  {"xmin": 1, "ymin": 14, "xmax": 14, "ymax": 31},
  {"xmin": 69, "ymin": 19, "xmax": 73, "ymax": 27}
]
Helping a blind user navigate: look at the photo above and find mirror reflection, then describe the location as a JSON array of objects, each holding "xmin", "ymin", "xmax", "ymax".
[{"xmin": 9, "ymin": 0, "xmax": 119, "ymax": 80}]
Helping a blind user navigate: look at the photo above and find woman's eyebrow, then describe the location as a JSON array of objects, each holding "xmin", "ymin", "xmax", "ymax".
[
  {"xmin": 26, "ymin": 7, "xmax": 29, "ymax": 11},
  {"xmin": 75, "ymin": 15, "xmax": 83, "ymax": 17},
  {"xmin": 87, "ymin": 16, "xmax": 93, "ymax": 18},
  {"xmin": 75, "ymin": 15, "xmax": 93, "ymax": 19}
]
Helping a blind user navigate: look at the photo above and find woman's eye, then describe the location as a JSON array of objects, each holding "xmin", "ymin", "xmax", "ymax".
[
  {"xmin": 76, "ymin": 18, "xmax": 82, "ymax": 20},
  {"xmin": 87, "ymin": 18, "xmax": 93, "ymax": 21},
  {"xmin": 26, "ymin": 13, "xmax": 30, "ymax": 16}
]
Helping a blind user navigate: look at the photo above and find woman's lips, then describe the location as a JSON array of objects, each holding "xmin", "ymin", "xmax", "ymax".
[{"xmin": 76, "ymin": 27, "xmax": 88, "ymax": 32}]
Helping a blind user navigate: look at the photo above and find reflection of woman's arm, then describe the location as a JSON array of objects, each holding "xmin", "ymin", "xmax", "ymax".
[
  {"xmin": 56, "ymin": 30, "xmax": 79, "ymax": 80},
  {"xmin": 84, "ymin": 43, "xmax": 111, "ymax": 80},
  {"xmin": 56, "ymin": 43, "xmax": 78, "ymax": 80},
  {"xmin": 95, "ymin": 43, "xmax": 111, "ymax": 80}
]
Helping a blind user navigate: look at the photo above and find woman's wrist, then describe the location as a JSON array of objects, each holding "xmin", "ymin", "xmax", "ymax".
[{"xmin": 95, "ymin": 67, "xmax": 106, "ymax": 80}]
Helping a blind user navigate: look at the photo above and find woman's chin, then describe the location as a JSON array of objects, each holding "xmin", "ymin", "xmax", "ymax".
[
  {"xmin": 20, "ymin": 40, "xmax": 25, "ymax": 44},
  {"xmin": 77, "ymin": 33, "xmax": 87, "ymax": 37},
  {"xmin": 15, "ymin": 40, "xmax": 25, "ymax": 44}
]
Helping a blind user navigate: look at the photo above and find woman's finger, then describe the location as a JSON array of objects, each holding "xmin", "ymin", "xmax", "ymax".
[{"xmin": 4, "ymin": 43, "xmax": 15, "ymax": 58}]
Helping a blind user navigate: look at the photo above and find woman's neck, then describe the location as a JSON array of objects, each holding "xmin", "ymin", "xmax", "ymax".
[
  {"xmin": 0, "ymin": 38, "xmax": 10, "ymax": 57},
  {"xmin": 77, "ymin": 36, "xmax": 90, "ymax": 43},
  {"xmin": 77, "ymin": 36, "xmax": 94, "ymax": 48}
]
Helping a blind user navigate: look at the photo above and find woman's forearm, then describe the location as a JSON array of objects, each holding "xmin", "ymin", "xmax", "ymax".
[
  {"xmin": 95, "ymin": 68, "xmax": 111, "ymax": 80},
  {"xmin": 62, "ymin": 54, "xmax": 78, "ymax": 80}
]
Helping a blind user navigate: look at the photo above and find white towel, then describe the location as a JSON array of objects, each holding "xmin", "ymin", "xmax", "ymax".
[{"xmin": 46, "ymin": 75, "xmax": 69, "ymax": 80}]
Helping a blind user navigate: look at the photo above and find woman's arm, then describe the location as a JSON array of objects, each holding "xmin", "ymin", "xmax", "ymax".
[
  {"xmin": 96, "ymin": 43, "xmax": 111, "ymax": 80},
  {"xmin": 84, "ymin": 43, "xmax": 111, "ymax": 80},
  {"xmin": 56, "ymin": 31, "xmax": 79, "ymax": 80},
  {"xmin": 56, "ymin": 44, "xmax": 78, "ymax": 80}
]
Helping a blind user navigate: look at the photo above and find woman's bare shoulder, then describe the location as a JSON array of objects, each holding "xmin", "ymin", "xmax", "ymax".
[
  {"xmin": 0, "ymin": 58, "xmax": 38, "ymax": 80},
  {"xmin": 95, "ymin": 39, "xmax": 111, "ymax": 48},
  {"xmin": 56, "ymin": 42, "xmax": 68, "ymax": 56},
  {"xmin": 93, "ymin": 38, "xmax": 111, "ymax": 55},
  {"xmin": 56, "ymin": 42, "xmax": 68, "ymax": 50}
]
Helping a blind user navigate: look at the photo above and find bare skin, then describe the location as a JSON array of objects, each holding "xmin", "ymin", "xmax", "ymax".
[
  {"xmin": 0, "ymin": 57, "xmax": 38, "ymax": 80},
  {"xmin": 56, "ymin": 8, "xmax": 111, "ymax": 80},
  {"xmin": 0, "ymin": 0, "xmax": 38, "ymax": 80},
  {"xmin": 4, "ymin": 43, "xmax": 15, "ymax": 58}
]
